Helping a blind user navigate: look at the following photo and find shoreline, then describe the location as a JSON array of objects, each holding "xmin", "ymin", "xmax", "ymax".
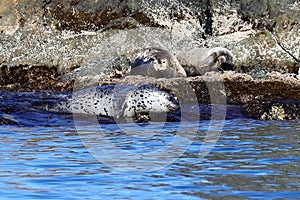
[{"xmin": 1, "ymin": 68, "xmax": 299, "ymax": 120}]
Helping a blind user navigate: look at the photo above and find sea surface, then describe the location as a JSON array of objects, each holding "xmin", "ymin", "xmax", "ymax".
[{"xmin": 0, "ymin": 91, "xmax": 299, "ymax": 200}]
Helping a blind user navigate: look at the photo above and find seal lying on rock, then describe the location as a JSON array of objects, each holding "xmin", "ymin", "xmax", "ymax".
[
  {"xmin": 129, "ymin": 47, "xmax": 234, "ymax": 77},
  {"xmin": 44, "ymin": 84, "xmax": 179, "ymax": 119},
  {"xmin": 129, "ymin": 47, "xmax": 187, "ymax": 78},
  {"xmin": 176, "ymin": 47, "xmax": 235, "ymax": 76}
]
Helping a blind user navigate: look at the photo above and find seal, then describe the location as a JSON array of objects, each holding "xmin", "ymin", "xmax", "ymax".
[
  {"xmin": 46, "ymin": 84, "xmax": 179, "ymax": 119},
  {"xmin": 176, "ymin": 47, "xmax": 235, "ymax": 76},
  {"xmin": 129, "ymin": 47, "xmax": 187, "ymax": 78}
]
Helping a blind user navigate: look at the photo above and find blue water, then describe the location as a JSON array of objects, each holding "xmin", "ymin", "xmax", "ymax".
[{"xmin": 0, "ymin": 92, "xmax": 300, "ymax": 199}]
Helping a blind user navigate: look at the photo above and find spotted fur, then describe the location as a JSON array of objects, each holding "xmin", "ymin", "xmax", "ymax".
[{"xmin": 50, "ymin": 84, "xmax": 179, "ymax": 118}]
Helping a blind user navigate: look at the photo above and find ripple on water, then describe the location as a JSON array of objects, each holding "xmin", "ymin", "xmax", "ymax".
[{"xmin": 0, "ymin": 93, "xmax": 300, "ymax": 199}]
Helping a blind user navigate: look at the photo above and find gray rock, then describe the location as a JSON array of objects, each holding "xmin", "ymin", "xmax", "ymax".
[
  {"xmin": 61, "ymin": 55, "xmax": 130, "ymax": 82},
  {"xmin": 272, "ymin": 10, "xmax": 300, "ymax": 65},
  {"xmin": 0, "ymin": 0, "xmax": 299, "ymax": 84},
  {"xmin": 238, "ymin": 0, "xmax": 298, "ymax": 19},
  {"xmin": 0, "ymin": 0, "xmax": 19, "ymax": 34},
  {"xmin": 44, "ymin": 0, "xmax": 206, "ymax": 36}
]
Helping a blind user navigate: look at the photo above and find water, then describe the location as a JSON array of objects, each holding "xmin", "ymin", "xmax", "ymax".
[{"xmin": 0, "ymin": 91, "xmax": 300, "ymax": 199}]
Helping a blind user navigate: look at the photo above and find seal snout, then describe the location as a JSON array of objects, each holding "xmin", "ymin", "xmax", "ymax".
[
  {"xmin": 167, "ymin": 102, "xmax": 180, "ymax": 111},
  {"xmin": 166, "ymin": 96, "xmax": 180, "ymax": 111}
]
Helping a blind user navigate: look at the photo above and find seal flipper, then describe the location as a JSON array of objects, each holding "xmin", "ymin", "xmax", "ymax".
[{"xmin": 30, "ymin": 98, "xmax": 71, "ymax": 114}]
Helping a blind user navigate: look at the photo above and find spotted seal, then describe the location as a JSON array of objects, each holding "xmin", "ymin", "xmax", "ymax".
[
  {"xmin": 129, "ymin": 47, "xmax": 187, "ymax": 78},
  {"xmin": 45, "ymin": 84, "xmax": 179, "ymax": 119},
  {"xmin": 176, "ymin": 47, "xmax": 235, "ymax": 76}
]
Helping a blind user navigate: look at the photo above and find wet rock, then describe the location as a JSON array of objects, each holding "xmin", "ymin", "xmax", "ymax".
[
  {"xmin": 0, "ymin": 114, "xmax": 20, "ymax": 125},
  {"xmin": 95, "ymin": 71, "xmax": 300, "ymax": 120},
  {"xmin": 261, "ymin": 105, "xmax": 288, "ymax": 121},
  {"xmin": 0, "ymin": 65, "xmax": 73, "ymax": 92},
  {"xmin": 247, "ymin": 101, "xmax": 300, "ymax": 121}
]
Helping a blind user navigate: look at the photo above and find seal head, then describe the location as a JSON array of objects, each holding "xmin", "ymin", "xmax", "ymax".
[
  {"xmin": 115, "ymin": 84, "xmax": 179, "ymax": 118},
  {"xmin": 130, "ymin": 47, "xmax": 187, "ymax": 78}
]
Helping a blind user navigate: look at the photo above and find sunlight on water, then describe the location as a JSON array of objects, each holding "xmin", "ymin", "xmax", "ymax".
[{"xmin": 0, "ymin": 115, "xmax": 299, "ymax": 199}]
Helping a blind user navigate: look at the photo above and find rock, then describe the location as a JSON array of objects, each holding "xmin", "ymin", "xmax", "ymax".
[
  {"xmin": 61, "ymin": 55, "xmax": 131, "ymax": 82},
  {"xmin": 261, "ymin": 105, "xmax": 286, "ymax": 121},
  {"xmin": 100, "ymin": 17, "xmax": 140, "ymax": 32},
  {"xmin": 0, "ymin": 65, "xmax": 73, "ymax": 92},
  {"xmin": 205, "ymin": 1, "xmax": 300, "ymax": 74},
  {"xmin": 272, "ymin": 10, "xmax": 300, "ymax": 67},
  {"xmin": 44, "ymin": 0, "xmax": 206, "ymax": 36},
  {"xmin": 247, "ymin": 101, "xmax": 300, "ymax": 121},
  {"xmin": 0, "ymin": 0, "xmax": 19, "ymax": 34},
  {"xmin": 0, "ymin": 0, "xmax": 300, "ymax": 120},
  {"xmin": 238, "ymin": 0, "xmax": 298, "ymax": 21},
  {"xmin": 229, "ymin": 29, "xmax": 299, "ymax": 73},
  {"xmin": 1, "ymin": 0, "xmax": 299, "ymax": 74},
  {"xmin": 88, "ymin": 71, "xmax": 300, "ymax": 120}
]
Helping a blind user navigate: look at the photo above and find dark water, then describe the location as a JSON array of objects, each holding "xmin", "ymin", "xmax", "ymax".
[{"xmin": 0, "ymin": 91, "xmax": 300, "ymax": 199}]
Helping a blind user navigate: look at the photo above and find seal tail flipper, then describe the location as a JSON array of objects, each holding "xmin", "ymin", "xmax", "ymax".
[{"xmin": 30, "ymin": 99, "xmax": 71, "ymax": 114}]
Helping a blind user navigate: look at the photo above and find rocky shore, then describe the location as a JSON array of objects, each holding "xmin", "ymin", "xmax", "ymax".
[{"xmin": 0, "ymin": 0, "xmax": 299, "ymax": 120}]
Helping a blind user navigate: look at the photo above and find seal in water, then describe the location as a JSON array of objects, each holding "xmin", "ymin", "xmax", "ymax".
[
  {"xmin": 45, "ymin": 84, "xmax": 179, "ymax": 119},
  {"xmin": 129, "ymin": 47, "xmax": 187, "ymax": 78},
  {"xmin": 176, "ymin": 47, "xmax": 235, "ymax": 76}
]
